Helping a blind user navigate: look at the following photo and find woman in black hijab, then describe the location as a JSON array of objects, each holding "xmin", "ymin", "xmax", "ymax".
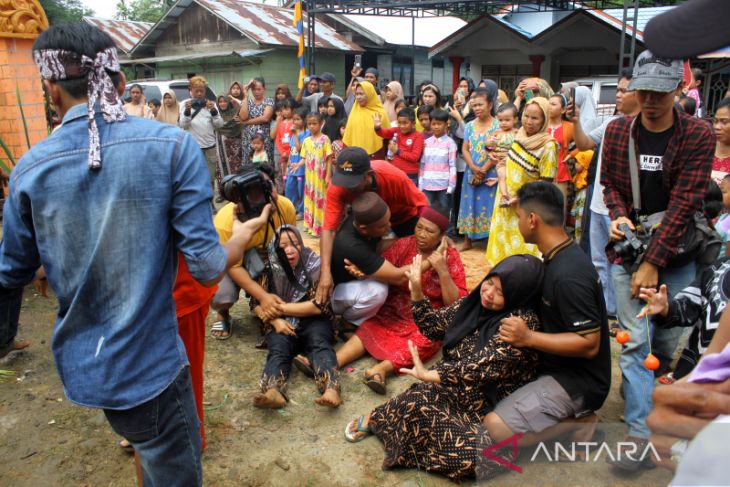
[
  {"xmin": 323, "ymin": 96, "xmax": 346, "ymax": 143},
  {"xmin": 343, "ymin": 254, "xmax": 544, "ymax": 482}
]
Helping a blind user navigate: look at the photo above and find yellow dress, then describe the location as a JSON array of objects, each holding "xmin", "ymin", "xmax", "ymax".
[{"xmin": 485, "ymin": 140, "xmax": 558, "ymax": 266}]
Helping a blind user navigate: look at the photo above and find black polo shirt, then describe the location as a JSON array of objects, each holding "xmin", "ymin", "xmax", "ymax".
[
  {"xmin": 331, "ymin": 215, "xmax": 384, "ymax": 285},
  {"xmin": 540, "ymin": 239, "xmax": 611, "ymax": 411}
]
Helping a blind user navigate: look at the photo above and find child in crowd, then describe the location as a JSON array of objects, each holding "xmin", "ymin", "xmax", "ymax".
[
  {"xmin": 417, "ymin": 105, "xmax": 433, "ymax": 138},
  {"xmin": 301, "ymin": 112, "xmax": 333, "ymax": 237},
  {"xmin": 272, "ymin": 99, "xmax": 294, "ymax": 193},
  {"xmin": 148, "ymin": 98, "xmax": 161, "ymax": 118},
  {"xmin": 286, "ymin": 106, "xmax": 310, "ymax": 218},
  {"xmin": 394, "ymin": 99, "xmax": 407, "ymax": 115},
  {"xmin": 331, "ymin": 119, "xmax": 347, "ymax": 166},
  {"xmin": 419, "ymin": 108, "xmax": 457, "ymax": 210},
  {"xmin": 490, "ymin": 103, "xmax": 519, "ymax": 206},
  {"xmin": 318, "ymin": 97, "xmax": 329, "ymax": 116},
  {"xmin": 547, "ymin": 94, "xmax": 575, "ymax": 212},
  {"xmin": 374, "ymin": 107, "xmax": 424, "ymax": 185},
  {"xmin": 250, "ymin": 133, "xmax": 269, "ymax": 165}
]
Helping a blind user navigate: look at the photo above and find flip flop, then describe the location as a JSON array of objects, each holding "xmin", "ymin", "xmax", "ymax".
[
  {"xmin": 364, "ymin": 372, "xmax": 386, "ymax": 395},
  {"xmin": 0, "ymin": 339, "xmax": 29, "ymax": 359},
  {"xmin": 344, "ymin": 416, "xmax": 370, "ymax": 443},
  {"xmin": 211, "ymin": 320, "xmax": 232, "ymax": 340},
  {"xmin": 118, "ymin": 439, "xmax": 134, "ymax": 454},
  {"xmin": 293, "ymin": 355, "xmax": 314, "ymax": 378}
]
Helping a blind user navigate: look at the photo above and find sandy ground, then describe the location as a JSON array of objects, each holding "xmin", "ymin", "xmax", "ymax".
[{"xmin": 0, "ymin": 234, "xmax": 673, "ymax": 486}]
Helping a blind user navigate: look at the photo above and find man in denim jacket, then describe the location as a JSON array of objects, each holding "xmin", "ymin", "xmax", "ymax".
[{"xmin": 0, "ymin": 23, "xmax": 267, "ymax": 486}]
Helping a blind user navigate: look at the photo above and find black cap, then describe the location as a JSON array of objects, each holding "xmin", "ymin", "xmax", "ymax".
[
  {"xmin": 319, "ymin": 72, "xmax": 336, "ymax": 83},
  {"xmin": 332, "ymin": 147, "xmax": 371, "ymax": 189},
  {"xmin": 644, "ymin": 0, "xmax": 730, "ymax": 58}
]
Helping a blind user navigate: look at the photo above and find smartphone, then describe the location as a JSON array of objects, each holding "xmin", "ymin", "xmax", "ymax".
[
  {"xmin": 524, "ymin": 89, "xmax": 534, "ymax": 102},
  {"xmin": 444, "ymin": 101, "xmax": 450, "ymax": 111},
  {"xmin": 569, "ymin": 87, "xmax": 576, "ymax": 117},
  {"xmin": 354, "ymin": 54, "xmax": 362, "ymax": 68}
]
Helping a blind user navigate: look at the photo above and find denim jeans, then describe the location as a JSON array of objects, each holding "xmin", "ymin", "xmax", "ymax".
[
  {"xmin": 612, "ymin": 261, "xmax": 696, "ymax": 438},
  {"xmin": 589, "ymin": 212, "xmax": 616, "ymax": 316},
  {"xmin": 261, "ymin": 317, "xmax": 339, "ymax": 394},
  {"xmin": 104, "ymin": 367, "xmax": 202, "ymax": 487},
  {"xmin": 285, "ymin": 174, "xmax": 304, "ymax": 214},
  {"xmin": 0, "ymin": 285, "xmax": 23, "ymax": 350}
]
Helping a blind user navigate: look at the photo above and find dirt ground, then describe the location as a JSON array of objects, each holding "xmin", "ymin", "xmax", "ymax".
[{"xmin": 0, "ymin": 233, "xmax": 673, "ymax": 486}]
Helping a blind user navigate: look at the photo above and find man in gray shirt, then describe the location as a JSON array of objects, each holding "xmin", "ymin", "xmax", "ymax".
[{"xmin": 296, "ymin": 72, "xmax": 342, "ymax": 113}]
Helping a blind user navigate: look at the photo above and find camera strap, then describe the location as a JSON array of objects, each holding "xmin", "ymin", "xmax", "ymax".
[
  {"xmin": 628, "ymin": 117, "xmax": 642, "ymax": 213},
  {"xmin": 189, "ymin": 106, "xmax": 204, "ymax": 121}
]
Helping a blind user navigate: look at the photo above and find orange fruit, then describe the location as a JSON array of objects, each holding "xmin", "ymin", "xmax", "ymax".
[
  {"xmin": 645, "ymin": 353, "xmax": 660, "ymax": 371},
  {"xmin": 616, "ymin": 331, "xmax": 630, "ymax": 344}
]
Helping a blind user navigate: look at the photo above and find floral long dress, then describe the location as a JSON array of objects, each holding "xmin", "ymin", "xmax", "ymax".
[
  {"xmin": 301, "ymin": 134, "xmax": 332, "ymax": 237},
  {"xmin": 356, "ymin": 236, "xmax": 467, "ymax": 370},
  {"xmin": 242, "ymin": 96, "xmax": 274, "ymax": 164},
  {"xmin": 457, "ymin": 119, "xmax": 500, "ymax": 239},
  {"xmin": 485, "ymin": 140, "xmax": 558, "ymax": 266},
  {"xmin": 368, "ymin": 299, "xmax": 540, "ymax": 481}
]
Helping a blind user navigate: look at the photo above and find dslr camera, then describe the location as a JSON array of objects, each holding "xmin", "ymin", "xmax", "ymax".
[
  {"xmin": 191, "ymin": 98, "xmax": 207, "ymax": 111},
  {"xmin": 220, "ymin": 167, "xmax": 274, "ymax": 221},
  {"xmin": 612, "ymin": 222, "xmax": 649, "ymax": 263}
]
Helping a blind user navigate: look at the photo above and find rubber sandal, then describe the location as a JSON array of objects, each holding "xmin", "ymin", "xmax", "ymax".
[
  {"xmin": 364, "ymin": 373, "xmax": 386, "ymax": 395},
  {"xmin": 211, "ymin": 320, "xmax": 232, "ymax": 340},
  {"xmin": 293, "ymin": 355, "xmax": 314, "ymax": 378},
  {"xmin": 0, "ymin": 339, "xmax": 29, "ymax": 359},
  {"xmin": 344, "ymin": 416, "xmax": 370, "ymax": 443},
  {"xmin": 118, "ymin": 439, "xmax": 134, "ymax": 454},
  {"xmin": 608, "ymin": 322, "xmax": 620, "ymax": 338},
  {"xmin": 659, "ymin": 372, "xmax": 675, "ymax": 385}
]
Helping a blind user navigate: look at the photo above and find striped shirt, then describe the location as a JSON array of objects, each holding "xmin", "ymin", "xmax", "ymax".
[{"xmin": 419, "ymin": 134, "xmax": 458, "ymax": 193}]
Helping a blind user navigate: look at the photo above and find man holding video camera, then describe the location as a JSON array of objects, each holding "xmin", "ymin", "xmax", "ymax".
[
  {"xmin": 211, "ymin": 163, "xmax": 296, "ymax": 341},
  {"xmin": 601, "ymin": 51, "xmax": 715, "ymax": 471},
  {"xmin": 179, "ymin": 75, "xmax": 224, "ymax": 193}
]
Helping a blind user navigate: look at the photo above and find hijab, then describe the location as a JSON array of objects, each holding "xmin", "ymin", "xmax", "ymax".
[
  {"xmin": 515, "ymin": 97, "xmax": 554, "ymax": 152},
  {"xmin": 383, "ymin": 81, "xmax": 404, "ymax": 122},
  {"xmin": 527, "ymin": 77, "xmax": 554, "ymax": 98},
  {"xmin": 573, "ymin": 85, "xmax": 599, "ymax": 133},
  {"xmin": 267, "ymin": 225, "xmax": 321, "ymax": 328},
  {"xmin": 216, "ymin": 95, "xmax": 243, "ymax": 138},
  {"xmin": 480, "ymin": 79, "xmax": 499, "ymax": 116},
  {"xmin": 443, "ymin": 254, "xmax": 544, "ymax": 351},
  {"xmin": 324, "ymin": 96, "xmax": 346, "ymax": 142},
  {"xmin": 155, "ymin": 88, "xmax": 180, "ymax": 125},
  {"xmin": 229, "ymin": 80, "xmax": 244, "ymax": 104},
  {"xmin": 343, "ymin": 80, "xmax": 390, "ymax": 155}
]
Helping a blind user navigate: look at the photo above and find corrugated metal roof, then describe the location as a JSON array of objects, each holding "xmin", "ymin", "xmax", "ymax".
[
  {"xmin": 83, "ymin": 17, "xmax": 153, "ymax": 53},
  {"xmin": 195, "ymin": 0, "xmax": 361, "ymax": 51},
  {"xmin": 119, "ymin": 48, "xmax": 272, "ymax": 64}
]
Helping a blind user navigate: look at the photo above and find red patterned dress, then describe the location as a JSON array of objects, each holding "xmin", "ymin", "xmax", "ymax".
[{"xmin": 356, "ymin": 236, "xmax": 467, "ymax": 370}]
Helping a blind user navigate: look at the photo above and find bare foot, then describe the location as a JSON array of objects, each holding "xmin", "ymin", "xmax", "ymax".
[
  {"xmin": 456, "ymin": 239, "xmax": 472, "ymax": 251},
  {"xmin": 314, "ymin": 388, "xmax": 342, "ymax": 408},
  {"xmin": 0, "ymin": 339, "xmax": 29, "ymax": 359},
  {"xmin": 253, "ymin": 388, "xmax": 286, "ymax": 409}
]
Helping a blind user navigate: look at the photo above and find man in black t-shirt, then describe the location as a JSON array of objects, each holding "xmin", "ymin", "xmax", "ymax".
[
  {"xmin": 483, "ymin": 182, "xmax": 611, "ymax": 455},
  {"xmin": 330, "ymin": 192, "xmax": 415, "ymax": 327}
]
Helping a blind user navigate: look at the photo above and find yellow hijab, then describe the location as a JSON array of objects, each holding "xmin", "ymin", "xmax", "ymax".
[
  {"xmin": 516, "ymin": 97, "xmax": 554, "ymax": 152},
  {"xmin": 343, "ymin": 81, "xmax": 390, "ymax": 155}
]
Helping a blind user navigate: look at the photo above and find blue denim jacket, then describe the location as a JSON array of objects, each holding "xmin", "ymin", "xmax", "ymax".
[{"xmin": 0, "ymin": 103, "xmax": 226, "ymax": 409}]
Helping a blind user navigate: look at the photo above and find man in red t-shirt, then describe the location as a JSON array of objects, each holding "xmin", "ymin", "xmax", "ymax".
[{"xmin": 315, "ymin": 146, "xmax": 427, "ymax": 303}]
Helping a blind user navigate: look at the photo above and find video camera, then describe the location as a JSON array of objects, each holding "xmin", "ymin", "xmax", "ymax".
[
  {"xmin": 191, "ymin": 98, "xmax": 207, "ymax": 111},
  {"xmin": 220, "ymin": 168, "xmax": 274, "ymax": 221}
]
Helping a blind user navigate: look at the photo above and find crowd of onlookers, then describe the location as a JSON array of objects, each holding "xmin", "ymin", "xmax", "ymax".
[{"xmin": 3, "ymin": 3, "xmax": 730, "ymax": 484}]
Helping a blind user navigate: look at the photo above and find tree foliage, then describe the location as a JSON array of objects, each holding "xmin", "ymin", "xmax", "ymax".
[
  {"xmin": 115, "ymin": 0, "xmax": 173, "ymax": 23},
  {"xmin": 40, "ymin": 0, "xmax": 93, "ymax": 24}
]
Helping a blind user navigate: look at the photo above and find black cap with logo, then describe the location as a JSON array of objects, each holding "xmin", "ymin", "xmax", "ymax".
[{"xmin": 332, "ymin": 147, "xmax": 371, "ymax": 189}]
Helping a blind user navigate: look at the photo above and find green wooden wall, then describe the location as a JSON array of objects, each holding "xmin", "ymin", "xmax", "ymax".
[{"xmin": 153, "ymin": 49, "xmax": 349, "ymax": 98}]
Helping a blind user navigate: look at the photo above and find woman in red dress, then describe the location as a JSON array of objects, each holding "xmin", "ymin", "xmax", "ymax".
[
  {"xmin": 712, "ymin": 97, "xmax": 730, "ymax": 182},
  {"xmin": 354, "ymin": 207, "xmax": 467, "ymax": 394}
]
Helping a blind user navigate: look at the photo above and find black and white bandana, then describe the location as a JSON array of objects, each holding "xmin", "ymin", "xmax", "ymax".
[{"xmin": 33, "ymin": 47, "xmax": 126, "ymax": 169}]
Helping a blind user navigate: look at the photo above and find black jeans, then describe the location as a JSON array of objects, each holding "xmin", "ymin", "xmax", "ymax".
[
  {"xmin": 260, "ymin": 317, "xmax": 339, "ymax": 395},
  {"xmin": 0, "ymin": 285, "xmax": 23, "ymax": 352}
]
